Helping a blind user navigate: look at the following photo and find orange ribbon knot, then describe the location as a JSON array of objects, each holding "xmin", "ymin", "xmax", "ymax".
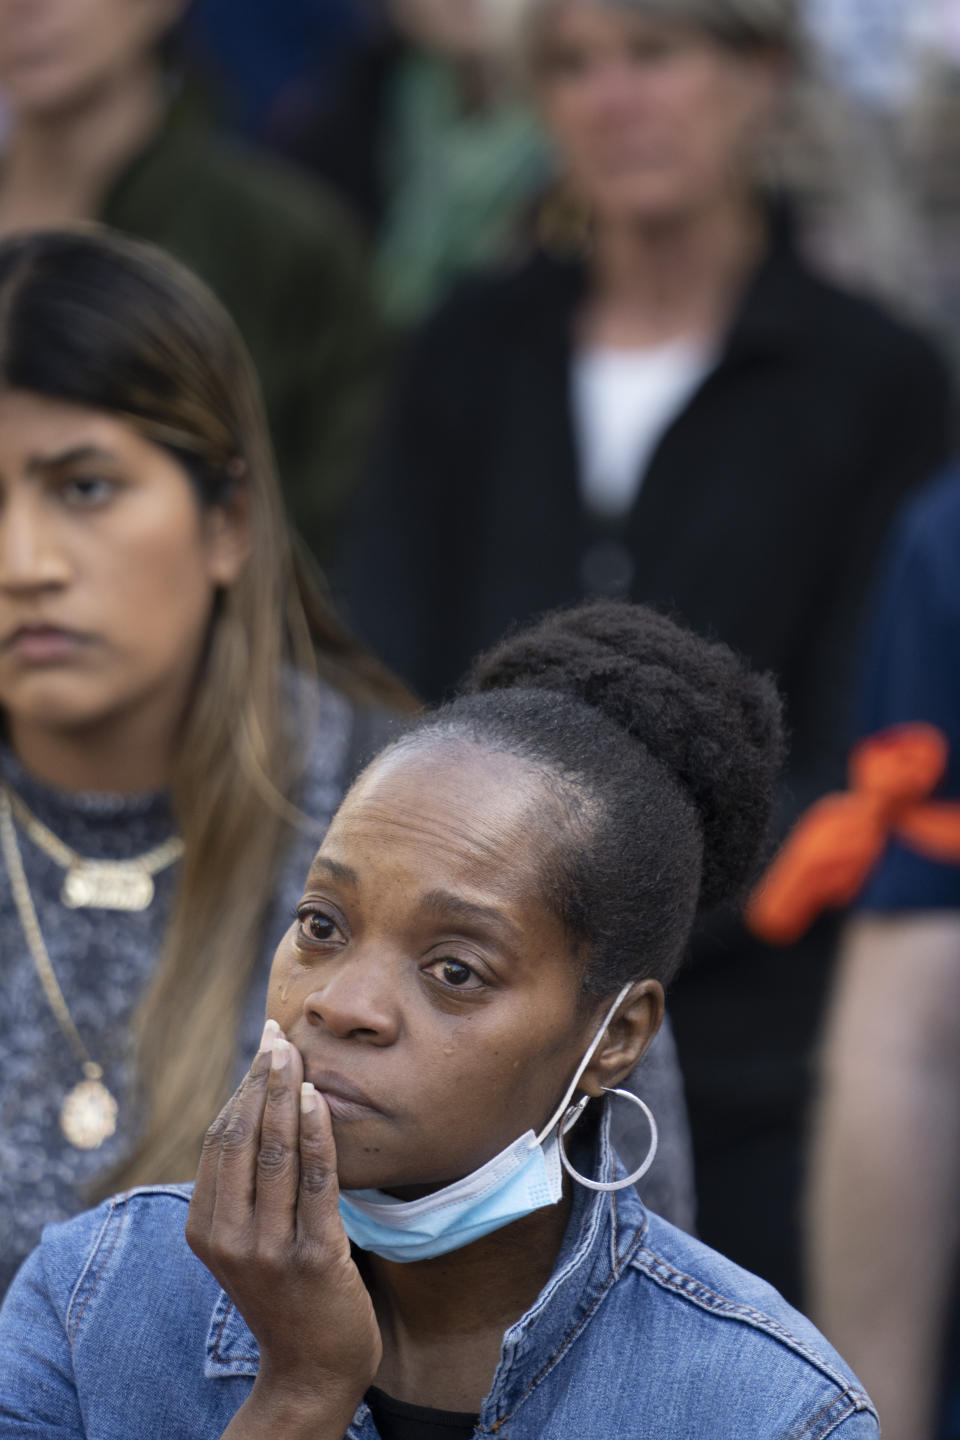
[{"xmin": 746, "ymin": 723, "xmax": 960, "ymax": 945}]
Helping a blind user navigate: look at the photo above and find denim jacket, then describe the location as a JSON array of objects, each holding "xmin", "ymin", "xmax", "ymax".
[{"xmin": 0, "ymin": 1121, "xmax": 877, "ymax": 1440}]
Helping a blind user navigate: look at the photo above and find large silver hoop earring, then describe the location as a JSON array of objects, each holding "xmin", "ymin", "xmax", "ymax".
[{"xmin": 557, "ymin": 1086, "xmax": 658, "ymax": 1193}]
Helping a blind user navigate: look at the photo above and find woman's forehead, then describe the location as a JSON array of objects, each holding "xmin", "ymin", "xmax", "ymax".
[
  {"xmin": 322, "ymin": 743, "xmax": 548, "ymax": 890},
  {"xmin": 311, "ymin": 745, "xmax": 578, "ymax": 958}
]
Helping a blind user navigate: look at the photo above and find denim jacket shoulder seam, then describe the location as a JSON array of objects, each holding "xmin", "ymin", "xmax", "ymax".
[
  {"xmin": 630, "ymin": 1247, "xmax": 873, "ymax": 1408},
  {"xmin": 64, "ymin": 1185, "xmax": 192, "ymax": 1347},
  {"xmin": 485, "ymin": 1222, "xmax": 648, "ymax": 1434},
  {"xmin": 65, "ymin": 1195, "xmax": 126, "ymax": 1346}
]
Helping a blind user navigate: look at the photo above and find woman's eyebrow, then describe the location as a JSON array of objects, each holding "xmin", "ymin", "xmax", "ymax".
[
  {"xmin": 419, "ymin": 889, "xmax": 521, "ymax": 945},
  {"xmin": 25, "ymin": 444, "xmax": 117, "ymax": 473},
  {"xmin": 306, "ymin": 855, "xmax": 359, "ymax": 887}
]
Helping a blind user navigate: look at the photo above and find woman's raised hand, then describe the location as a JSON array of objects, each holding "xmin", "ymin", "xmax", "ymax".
[{"xmin": 186, "ymin": 1019, "xmax": 382, "ymax": 1440}]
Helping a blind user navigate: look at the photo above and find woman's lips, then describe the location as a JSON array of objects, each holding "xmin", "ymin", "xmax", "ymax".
[
  {"xmin": 2, "ymin": 626, "xmax": 90, "ymax": 664},
  {"xmin": 307, "ymin": 1070, "xmax": 384, "ymax": 1122}
]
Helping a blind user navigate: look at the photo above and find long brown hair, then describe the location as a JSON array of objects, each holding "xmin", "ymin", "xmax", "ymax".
[{"xmin": 0, "ymin": 226, "xmax": 413, "ymax": 1189}]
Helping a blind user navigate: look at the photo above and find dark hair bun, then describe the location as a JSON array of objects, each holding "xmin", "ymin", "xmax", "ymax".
[{"xmin": 463, "ymin": 601, "xmax": 784, "ymax": 910}]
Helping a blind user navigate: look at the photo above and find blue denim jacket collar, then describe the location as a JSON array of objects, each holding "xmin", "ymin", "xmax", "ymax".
[{"xmin": 203, "ymin": 1106, "xmax": 647, "ymax": 1432}]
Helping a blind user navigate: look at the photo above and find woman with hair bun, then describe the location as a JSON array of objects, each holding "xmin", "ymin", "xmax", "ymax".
[
  {"xmin": 0, "ymin": 226, "xmax": 693, "ymax": 1299},
  {"xmin": 0, "ymin": 600, "xmax": 878, "ymax": 1438}
]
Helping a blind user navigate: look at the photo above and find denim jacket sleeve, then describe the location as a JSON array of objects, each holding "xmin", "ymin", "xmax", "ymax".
[
  {"xmin": 0, "ymin": 1188, "xmax": 245, "ymax": 1440},
  {"xmin": 0, "ymin": 1216, "xmax": 91, "ymax": 1435}
]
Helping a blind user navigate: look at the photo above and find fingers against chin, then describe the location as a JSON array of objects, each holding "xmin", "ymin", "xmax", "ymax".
[
  {"xmin": 187, "ymin": 1043, "xmax": 273, "ymax": 1264},
  {"xmin": 296, "ymin": 1086, "xmax": 346, "ymax": 1258},
  {"xmin": 253, "ymin": 1039, "xmax": 304, "ymax": 1249}
]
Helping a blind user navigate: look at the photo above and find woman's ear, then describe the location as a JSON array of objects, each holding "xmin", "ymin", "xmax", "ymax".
[
  {"xmin": 204, "ymin": 473, "xmax": 252, "ymax": 587},
  {"xmin": 579, "ymin": 980, "xmax": 665, "ymax": 1099}
]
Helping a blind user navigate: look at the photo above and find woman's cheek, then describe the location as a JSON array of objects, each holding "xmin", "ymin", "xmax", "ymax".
[{"xmin": 266, "ymin": 933, "xmax": 302, "ymax": 1016}]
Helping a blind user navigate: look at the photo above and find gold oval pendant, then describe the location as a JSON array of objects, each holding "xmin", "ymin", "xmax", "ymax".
[
  {"xmin": 61, "ymin": 864, "xmax": 155, "ymax": 911},
  {"xmin": 60, "ymin": 1078, "xmax": 119, "ymax": 1149}
]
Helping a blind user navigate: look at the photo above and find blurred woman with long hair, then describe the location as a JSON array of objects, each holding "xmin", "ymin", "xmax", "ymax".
[{"xmin": 0, "ymin": 226, "xmax": 410, "ymax": 1291}]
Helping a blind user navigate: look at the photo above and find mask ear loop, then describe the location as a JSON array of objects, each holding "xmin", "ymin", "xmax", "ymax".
[{"xmin": 532, "ymin": 981, "xmax": 634, "ymax": 1148}]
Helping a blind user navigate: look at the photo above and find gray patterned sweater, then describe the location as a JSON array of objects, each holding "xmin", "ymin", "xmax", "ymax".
[{"xmin": 0, "ymin": 680, "xmax": 367, "ymax": 1292}]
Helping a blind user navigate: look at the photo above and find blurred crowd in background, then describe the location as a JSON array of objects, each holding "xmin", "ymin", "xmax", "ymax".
[
  {"xmin": 190, "ymin": 0, "xmax": 960, "ymax": 350},
  {"xmin": 2, "ymin": 0, "xmax": 960, "ymax": 1437}
]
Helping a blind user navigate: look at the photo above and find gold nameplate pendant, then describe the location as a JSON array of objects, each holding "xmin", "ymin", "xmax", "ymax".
[
  {"xmin": 60, "ymin": 1066, "xmax": 119, "ymax": 1150},
  {"xmin": 61, "ymin": 863, "xmax": 155, "ymax": 911}
]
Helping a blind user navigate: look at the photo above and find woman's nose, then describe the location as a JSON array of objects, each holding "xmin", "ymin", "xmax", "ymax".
[
  {"xmin": 303, "ymin": 954, "xmax": 400, "ymax": 1045},
  {"xmin": 0, "ymin": 493, "xmax": 71, "ymax": 592},
  {"xmin": 590, "ymin": 60, "xmax": 652, "ymax": 124}
]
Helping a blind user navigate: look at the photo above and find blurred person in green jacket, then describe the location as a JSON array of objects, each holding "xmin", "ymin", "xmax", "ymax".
[
  {"xmin": 0, "ymin": 0, "xmax": 382, "ymax": 566},
  {"xmin": 282, "ymin": 0, "xmax": 552, "ymax": 328}
]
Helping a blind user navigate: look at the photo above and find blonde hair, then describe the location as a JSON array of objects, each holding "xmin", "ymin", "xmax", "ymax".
[{"xmin": 0, "ymin": 227, "xmax": 413, "ymax": 1189}]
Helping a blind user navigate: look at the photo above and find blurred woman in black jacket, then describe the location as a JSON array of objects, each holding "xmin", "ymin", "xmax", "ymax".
[{"xmin": 347, "ymin": 0, "xmax": 954, "ymax": 1303}]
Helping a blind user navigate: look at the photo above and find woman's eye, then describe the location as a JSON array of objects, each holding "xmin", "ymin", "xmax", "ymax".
[
  {"xmin": 543, "ymin": 47, "xmax": 590, "ymax": 79},
  {"xmin": 296, "ymin": 907, "xmax": 342, "ymax": 943},
  {"xmin": 626, "ymin": 28, "xmax": 687, "ymax": 65},
  {"xmin": 60, "ymin": 476, "xmax": 114, "ymax": 508},
  {"xmin": 424, "ymin": 958, "xmax": 484, "ymax": 991}
]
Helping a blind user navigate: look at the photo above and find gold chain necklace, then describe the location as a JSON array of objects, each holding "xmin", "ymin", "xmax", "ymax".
[
  {"xmin": 0, "ymin": 789, "xmax": 121, "ymax": 1149},
  {"xmin": 4, "ymin": 785, "xmax": 183, "ymax": 911}
]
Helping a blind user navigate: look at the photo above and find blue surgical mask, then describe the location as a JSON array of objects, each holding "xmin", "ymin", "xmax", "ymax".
[{"xmin": 338, "ymin": 983, "xmax": 632, "ymax": 1263}]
